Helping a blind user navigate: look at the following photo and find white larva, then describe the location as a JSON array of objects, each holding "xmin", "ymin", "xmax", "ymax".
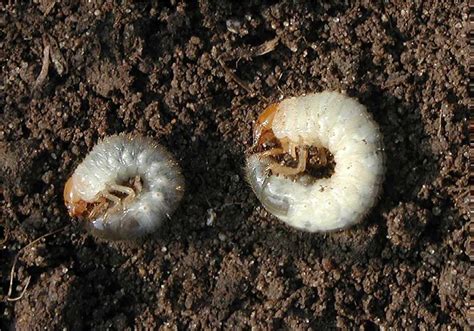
[
  {"xmin": 246, "ymin": 91, "xmax": 385, "ymax": 232},
  {"xmin": 64, "ymin": 135, "xmax": 184, "ymax": 240}
]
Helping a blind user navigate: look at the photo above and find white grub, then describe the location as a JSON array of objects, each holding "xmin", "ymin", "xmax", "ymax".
[
  {"xmin": 64, "ymin": 135, "xmax": 184, "ymax": 240},
  {"xmin": 246, "ymin": 91, "xmax": 385, "ymax": 232}
]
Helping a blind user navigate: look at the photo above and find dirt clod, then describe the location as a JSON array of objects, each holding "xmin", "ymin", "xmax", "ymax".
[{"xmin": 385, "ymin": 202, "xmax": 430, "ymax": 249}]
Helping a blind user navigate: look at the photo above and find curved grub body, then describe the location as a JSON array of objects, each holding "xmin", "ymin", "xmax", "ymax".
[
  {"xmin": 246, "ymin": 91, "xmax": 385, "ymax": 232},
  {"xmin": 64, "ymin": 135, "xmax": 184, "ymax": 240}
]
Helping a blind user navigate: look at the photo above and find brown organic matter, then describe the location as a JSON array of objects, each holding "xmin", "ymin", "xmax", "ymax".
[{"xmin": 0, "ymin": 1, "xmax": 468, "ymax": 329}]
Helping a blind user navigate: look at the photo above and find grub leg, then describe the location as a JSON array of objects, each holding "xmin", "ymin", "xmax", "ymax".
[
  {"xmin": 288, "ymin": 141, "xmax": 297, "ymax": 159},
  {"xmin": 267, "ymin": 146, "xmax": 308, "ymax": 176},
  {"xmin": 108, "ymin": 183, "xmax": 136, "ymax": 205},
  {"xmin": 101, "ymin": 191, "xmax": 122, "ymax": 214},
  {"xmin": 89, "ymin": 198, "xmax": 108, "ymax": 219},
  {"xmin": 260, "ymin": 147, "xmax": 285, "ymax": 157}
]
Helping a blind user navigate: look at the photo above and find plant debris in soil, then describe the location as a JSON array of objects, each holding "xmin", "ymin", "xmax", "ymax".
[{"xmin": 0, "ymin": 1, "xmax": 468, "ymax": 329}]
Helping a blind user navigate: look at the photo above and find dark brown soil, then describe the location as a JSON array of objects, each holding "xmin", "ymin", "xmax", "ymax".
[{"xmin": 0, "ymin": 1, "xmax": 468, "ymax": 329}]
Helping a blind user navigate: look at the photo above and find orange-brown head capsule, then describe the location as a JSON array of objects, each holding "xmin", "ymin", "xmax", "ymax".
[
  {"xmin": 63, "ymin": 177, "xmax": 88, "ymax": 217},
  {"xmin": 63, "ymin": 135, "xmax": 184, "ymax": 240},
  {"xmin": 253, "ymin": 103, "xmax": 279, "ymax": 147}
]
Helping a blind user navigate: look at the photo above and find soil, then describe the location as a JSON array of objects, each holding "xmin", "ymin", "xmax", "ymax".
[{"xmin": 0, "ymin": 1, "xmax": 468, "ymax": 330}]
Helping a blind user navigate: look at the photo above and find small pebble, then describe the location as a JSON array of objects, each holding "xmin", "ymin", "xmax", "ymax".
[{"xmin": 206, "ymin": 209, "xmax": 216, "ymax": 226}]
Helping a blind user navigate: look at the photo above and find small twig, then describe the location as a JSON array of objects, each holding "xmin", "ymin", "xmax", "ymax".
[
  {"xmin": 218, "ymin": 57, "xmax": 254, "ymax": 96},
  {"xmin": 47, "ymin": 34, "xmax": 68, "ymax": 75},
  {"xmin": 33, "ymin": 44, "xmax": 50, "ymax": 91},
  {"xmin": 7, "ymin": 225, "xmax": 68, "ymax": 302},
  {"xmin": 251, "ymin": 36, "xmax": 279, "ymax": 57},
  {"xmin": 41, "ymin": 0, "xmax": 56, "ymax": 16},
  {"xmin": 438, "ymin": 108, "xmax": 443, "ymax": 137},
  {"xmin": 218, "ymin": 37, "xmax": 279, "ymax": 100},
  {"xmin": 6, "ymin": 276, "xmax": 31, "ymax": 302}
]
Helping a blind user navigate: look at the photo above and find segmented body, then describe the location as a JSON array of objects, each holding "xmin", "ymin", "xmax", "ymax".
[
  {"xmin": 246, "ymin": 91, "xmax": 385, "ymax": 232},
  {"xmin": 64, "ymin": 135, "xmax": 184, "ymax": 240}
]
